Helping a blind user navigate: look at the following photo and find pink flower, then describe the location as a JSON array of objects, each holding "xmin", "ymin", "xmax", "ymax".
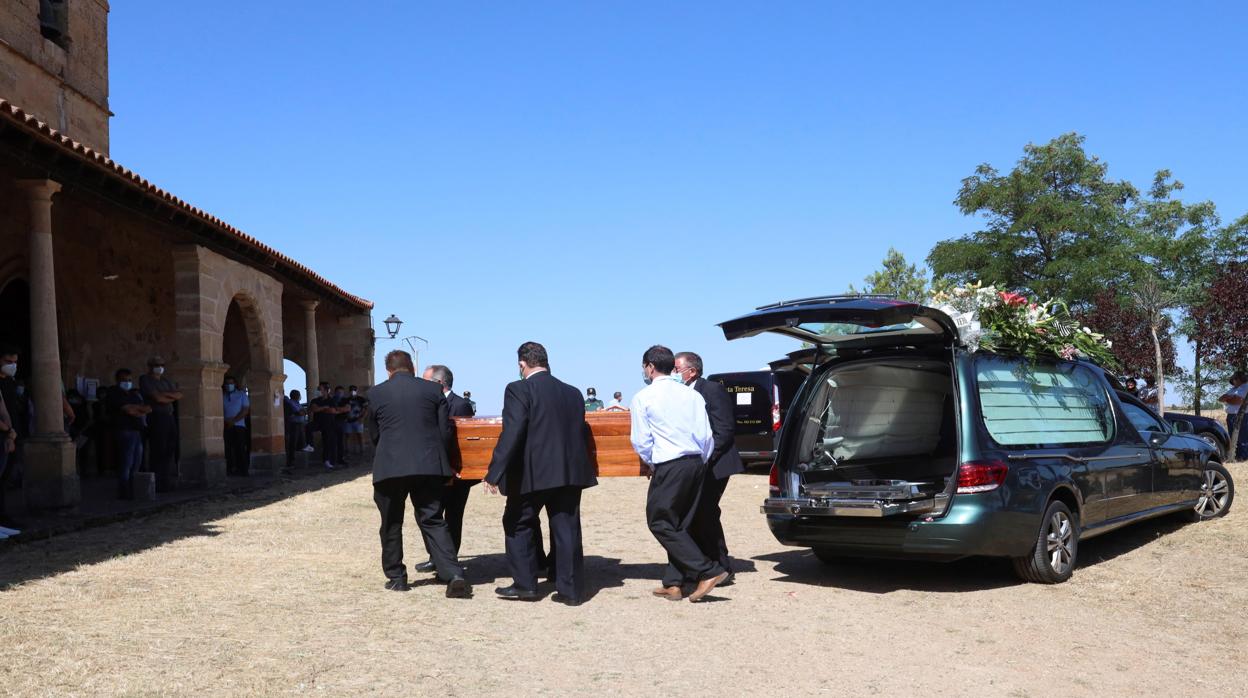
[
  {"xmin": 1059, "ymin": 344, "xmax": 1077, "ymax": 360},
  {"xmin": 999, "ymin": 291, "xmax": 1028, "ymax": 307}
]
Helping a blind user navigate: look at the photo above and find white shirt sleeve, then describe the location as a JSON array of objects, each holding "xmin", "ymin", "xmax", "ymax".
[{"xmin": 630, "ymin": 393, "xmax": 654, "ymax": 465}]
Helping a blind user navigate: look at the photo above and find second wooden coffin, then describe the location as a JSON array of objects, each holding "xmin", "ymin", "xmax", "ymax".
[{"xmin": 451, "ymin": 410, "xmax": 646, "ymax": 479}]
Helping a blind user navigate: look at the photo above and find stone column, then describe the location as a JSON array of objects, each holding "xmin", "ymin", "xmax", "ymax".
[
  {"xmin": 174, "ymin": 360, "xmax": 229, "ymax": 487},
  {"xmin": 17, "ymin": 179, "xmax": 79, "ymax": 508},
  {"xmin": 245, "ymin": 369, "xmax": 287, "ymax": 474},
  {"xmin": 301, "ymin": 300, "xmax": 320, "ymax": 393}
]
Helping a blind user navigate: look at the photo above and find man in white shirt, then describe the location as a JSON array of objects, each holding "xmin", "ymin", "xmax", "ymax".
[
  {"xmin": 630, "ymin": 345, "xmax": 728, "ymax": 603},
  {"xmin": 1219, "ymin": 371, "xmax": 1247, "ymax": 460},
  {"xmin": 605, "ymin": 391, "xmax": 626, "ymax": 411}
]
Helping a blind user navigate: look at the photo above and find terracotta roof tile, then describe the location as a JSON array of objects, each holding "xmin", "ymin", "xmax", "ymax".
[{"xmin": 0, "ymin": 99, "xmax": 374, "ymax": 311}]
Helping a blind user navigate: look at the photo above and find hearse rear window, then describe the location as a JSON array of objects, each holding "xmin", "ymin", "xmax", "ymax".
[{"xmin": 975, "ymin": 357, "xmax": 1114, "ymax": 447}]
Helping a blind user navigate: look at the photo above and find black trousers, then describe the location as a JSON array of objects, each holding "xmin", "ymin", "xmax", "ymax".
[
  {"xmin": 374, "ymin": 475, "xmax": 464, "ymax": 582},
  {"xmin": 441, "ymin": 478, "xmax": 479, "ymax": 553},
  {"xmin": 667, "ymin": 472, "xmax": 732, "ymax": 585},
  {"xmin": 147, "ymin": 411, "xmax": 178, "ymax": 491},
  {"xmin": 224, "ymin": 425, "xmax": 249, "ymax": 475},
  {"xmin": 650, "ymin": 455, "xmax": 723, "ymax": 587},
  {"xmin": 318, "ymin": 423, "xmax": 339, "ymax": 465},
  {"xmin": 502, "ymin": 486, "xmax": 584, "ymax": 599}
]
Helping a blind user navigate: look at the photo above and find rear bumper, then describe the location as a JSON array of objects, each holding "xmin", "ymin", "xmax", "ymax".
[{"xmin": 764, "ymin": 496, "xmax": 1037, "ymax": 559}]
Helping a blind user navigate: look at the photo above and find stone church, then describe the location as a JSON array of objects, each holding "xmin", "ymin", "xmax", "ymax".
[{"xmin": 0, "ymin": 1, "xmax": 375, "ymax": 508}]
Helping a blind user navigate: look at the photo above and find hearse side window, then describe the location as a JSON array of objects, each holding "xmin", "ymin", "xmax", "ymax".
[
  {"xmin": 1119, "ymin": 399, "xmax": 1168, "ymax": 435},
  {"xmin": 975, "ymin": 357, "xmax": 1114, "ymax": 447}
]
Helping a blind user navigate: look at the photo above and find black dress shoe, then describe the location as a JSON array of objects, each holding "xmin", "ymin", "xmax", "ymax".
[
  {"xmin": 551, "ymin": 592, "xmax": 582, "ymax": 607},
  {"xmin": 414, "ymin": 560, "xmax": 436, "ymax": 574},
  {"xmin": 446, "ymin": 576, "xmax": 471, "ymax": 599},
  {"xmin": 494, "ymin": 585, "xmax": 540, "ymax": 601},
  {"xmin": 384, "ymin": 578, "xmax": 410, "ymax": 592}
]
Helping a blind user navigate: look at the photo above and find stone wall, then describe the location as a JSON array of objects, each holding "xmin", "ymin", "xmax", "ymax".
[
  {"xmin": 0, "ymin": 176, "xmax": 175, "ymax": 387},
  {"xmin": 172, "ymin": 245, "xmax": 286, "ymax": 483},
  {"xmin": 0, "ymin": 0, "xmax": 110, "ymax": 153}
]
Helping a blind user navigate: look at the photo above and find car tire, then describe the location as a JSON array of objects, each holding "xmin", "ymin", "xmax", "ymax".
[
  {"xmin": 1012, "ymin": 500, "xmax": 1078, "ymax": 584},
  {"xmin": 811, "ymin": 547, "xmax": 848, "ymax": 565},
  {"xmin": 1196, "ymin": 432, "xmax": 1226, "ymax": 461},
  {"xmin": 1183, "ymin": 461, "xmax": 1234, "ymax": 522}
]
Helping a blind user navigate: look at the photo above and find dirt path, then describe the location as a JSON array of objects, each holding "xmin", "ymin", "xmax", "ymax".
[{"xmin": 2, "ymin": 464, "xmax": 1245, "ymax": 697}]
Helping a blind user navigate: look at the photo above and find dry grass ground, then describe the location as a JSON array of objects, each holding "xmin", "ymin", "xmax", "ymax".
[{"xmin": 2, "ymin": 463, "xmax": 1245, "ymax": 697}]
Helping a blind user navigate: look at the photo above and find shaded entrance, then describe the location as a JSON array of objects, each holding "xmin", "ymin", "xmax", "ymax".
[{"xmin": 0, "ymin": 279, "xmax": 31, "ymax": 378}]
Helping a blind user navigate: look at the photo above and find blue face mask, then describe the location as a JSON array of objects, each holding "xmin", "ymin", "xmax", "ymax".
[
  {"xmin": 225, "ymin": 384, "xmax": 236, "ymax": 393},
  {"xmin": 120, "ymin": 381, "xmax": 133, "ymax": 391}
]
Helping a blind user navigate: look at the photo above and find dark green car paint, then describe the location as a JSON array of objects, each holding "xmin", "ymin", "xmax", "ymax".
[{"xmin": 764, "ymin": 348, "xmax": 1218, "ymax": 562}]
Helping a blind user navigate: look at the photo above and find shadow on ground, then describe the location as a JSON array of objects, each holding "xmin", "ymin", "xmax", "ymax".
[
  {"xmin": 754, "ymin": 512, "xmax": 1194, "ymax": 593},
  {"xmin": 0, "ymin": 466, "xmax": 369, "ymax": 590},
  {"xmin": 455, "ymin": 553, "xmax": 756, "ymax": 602}
]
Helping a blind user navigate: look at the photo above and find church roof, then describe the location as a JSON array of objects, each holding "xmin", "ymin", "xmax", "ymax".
[{"xmin": 0, "ymin": 99, "xmax": 374, "ymax": 311}]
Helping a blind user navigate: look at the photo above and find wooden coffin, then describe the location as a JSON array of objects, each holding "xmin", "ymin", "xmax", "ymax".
[{"xmin": 451, "ymin": 410, "xmax": 646, "ymax": 479}]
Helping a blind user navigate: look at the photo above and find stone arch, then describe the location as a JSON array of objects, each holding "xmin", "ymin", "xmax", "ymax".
[
  {"xmin": 221, "ymin": 290, "xmax": 268, "ymax": 384},
  {"xmin": 172, "ymin": 245, "xmax": 287, "ymax": 484}
]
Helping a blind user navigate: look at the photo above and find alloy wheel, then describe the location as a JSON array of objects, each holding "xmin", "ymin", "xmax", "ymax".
[
  {"xmin": 1045, "ymin": 511, "xmax": 1074, "ymax": 575},
  {"xmin": 1195, "ymin": 468, "xmax": 1231, "ymax": 518}
]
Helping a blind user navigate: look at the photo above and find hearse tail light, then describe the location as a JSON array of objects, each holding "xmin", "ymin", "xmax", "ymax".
[
  {"xmin": 955, "ymin": 460, "xmax": 1009, "ymax": 494},
  {"xmin": 768, "ymin": 461, "xmax": 779, "ymax": 496},
  {"xmin": 771, "ymin": 384, "xmax": 782, "ymax": 433}
]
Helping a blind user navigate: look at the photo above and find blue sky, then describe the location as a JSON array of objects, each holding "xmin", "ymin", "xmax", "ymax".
[{"xmin": 108, "ymin": 2, "xmax": 1248, "ymax": 413}]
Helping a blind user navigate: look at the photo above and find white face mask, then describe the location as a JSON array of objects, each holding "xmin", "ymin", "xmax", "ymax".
[
  {"xmin": 120, "ymin": 381, "xmax": 133, "ymax": 391},
  {"xmin": 153, "ymin": 366, "xmax": 165, "ymax": 376},
  {"xmin": 1, "ymin": 363, "xmax": 16, "ymax": 377}
]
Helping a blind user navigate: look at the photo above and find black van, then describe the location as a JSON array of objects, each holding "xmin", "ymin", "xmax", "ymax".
[
  {"xmin": 719, "ymin": 295, "xmax": 1234, "ymax": 583},
  {"xmin": 705, "ymin": 369, "xmax": 804, "ymax": 467}
]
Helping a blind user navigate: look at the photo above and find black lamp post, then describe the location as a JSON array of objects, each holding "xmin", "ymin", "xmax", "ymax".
[{"xmin": 383, "ymin": 314, "xmax": 402, "ymax": 339}]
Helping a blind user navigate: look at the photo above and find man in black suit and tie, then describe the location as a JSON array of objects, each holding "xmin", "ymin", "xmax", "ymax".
[
  {"xmin": 484, "ymin": 341, "xmax": 597, "ymax": 605},
  {"xmin": 674, "ymin": 351, "xmax": 745, "ymax": 587},
  {"xmin": 412, "ymin": 364, "xmax": 476, "ymax": 574},
  {"xmin": 366, "ymin": 350, "xmax": 470, "ymax": 598}
]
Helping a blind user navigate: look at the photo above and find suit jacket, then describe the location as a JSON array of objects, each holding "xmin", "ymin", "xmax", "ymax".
[
  {"xmin": 366, "ymin": 372, "xmax": 453, "ymax": 484},
  {"xmin": 446, "ymin": 391, "xmax": 475, "ymax": 418},
  {"xmin": 484, "ymin": 370, "xmax": 598, "ymax": 496},
  {"xmin": 692, "ymin": 377, "xmax": 745, "ymax": 480}
]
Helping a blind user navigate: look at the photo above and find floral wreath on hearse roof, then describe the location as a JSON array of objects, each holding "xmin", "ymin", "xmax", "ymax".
[{"xmin": 927, "ymin": 281, "xmax": 1119, "ymax": 370}]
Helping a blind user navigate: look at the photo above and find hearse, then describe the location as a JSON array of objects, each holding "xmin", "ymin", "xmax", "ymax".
[{"xmin": 719, "ymin": 296, "xmax": 1234, "ymax": 583}]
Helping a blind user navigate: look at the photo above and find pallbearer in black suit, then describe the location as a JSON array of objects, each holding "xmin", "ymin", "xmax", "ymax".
[
  {"xmin": 483, "ymin": 342, "xmax": 597, "ymax": 606},
  {"xmin": 366, "ymin": 350, "xmax": 470, "ymax": 598},
  {"xmin": 413, "ymin": 364, "xmax": 477, "ymax": 574},
  {"xmin": 674, "ymin": 351, "xmax": 745, "ymax": 586}
]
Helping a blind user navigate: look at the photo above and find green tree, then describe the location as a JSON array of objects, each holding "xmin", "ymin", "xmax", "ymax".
[
  {"xmin": 850, "ymin": 248, "xmax": 929, "ymax": 303},
  {"xmin": 1123, "ymin": 171, "xmax": 1221, "ymax": 413},
  {"xmin": 928, "ymin": 133, "xmax": 1138, "ymax": 310}
]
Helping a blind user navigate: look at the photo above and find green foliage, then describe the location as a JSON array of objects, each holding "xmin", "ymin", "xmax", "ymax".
[
  {"xmin": 850, "ymin": 248, "xmax": 929, "ymax": 303},
  {"xmin": 928, "ymin": 133, "xmax": 1139, "ymax": 311}
]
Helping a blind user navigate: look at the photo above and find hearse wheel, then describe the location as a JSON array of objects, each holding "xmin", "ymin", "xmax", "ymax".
[
  {"xmin": 1184, "ymin": 461, "xmax": 1234, "ymax": 522},
  {"xmin": 1012, "ymin": 500, "xmax": 1078, "ymax": 584}
]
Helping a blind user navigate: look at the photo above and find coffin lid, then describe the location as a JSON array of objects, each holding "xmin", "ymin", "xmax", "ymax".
[{"xmin": 719, "ymin": 295, "xmax": 960, "ymax": 348}]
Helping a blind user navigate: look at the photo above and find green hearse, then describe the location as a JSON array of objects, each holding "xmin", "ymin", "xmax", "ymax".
[{"xmin": 720, "ymin": 296, "xmax": 1234, "ymax": 583}]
